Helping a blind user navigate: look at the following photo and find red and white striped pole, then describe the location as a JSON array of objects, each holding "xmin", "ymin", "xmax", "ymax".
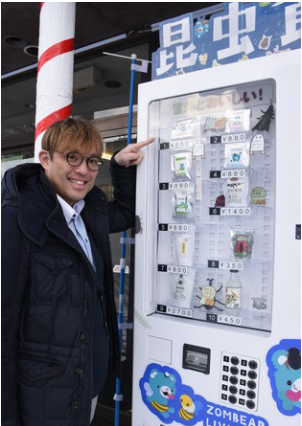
[{"xmin": 34, "ymin": 2, "xmax": 76, "ymax": 161}]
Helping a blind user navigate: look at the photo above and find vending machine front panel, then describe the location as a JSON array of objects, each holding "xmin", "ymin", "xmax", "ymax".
[{"xmin": 133, "ymin": 50, "xmax": 301, "ymax": 426}]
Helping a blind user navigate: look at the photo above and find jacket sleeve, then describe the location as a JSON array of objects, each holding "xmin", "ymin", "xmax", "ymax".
[
  {"xmin": 107, "ymin": 156, "xmax": 136, "ymax": 234},
  {"xmin": 1, "ymin": 207, "xmax": 27, "ymax": 426}
]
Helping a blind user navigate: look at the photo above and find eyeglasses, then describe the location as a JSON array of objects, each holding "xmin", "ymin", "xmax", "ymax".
[{"xmin": 57, "ymin": 151, "xmax": 103, "ymax": 171}]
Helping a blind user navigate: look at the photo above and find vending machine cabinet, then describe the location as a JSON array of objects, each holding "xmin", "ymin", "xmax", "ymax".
[{"xmin": 133, "ymin": 50, "xmax": 301, "ymax": 426}]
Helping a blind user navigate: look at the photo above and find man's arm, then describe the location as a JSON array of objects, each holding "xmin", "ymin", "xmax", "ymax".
[
  {"xmin": 107, "ymin": 138, "xmax": 154, "ymax": 233},
  {"xmin": 1, "ymin": 208, "xmax": 27, "ymax": 426}
]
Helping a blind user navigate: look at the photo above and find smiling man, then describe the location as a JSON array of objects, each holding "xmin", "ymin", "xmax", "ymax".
[{"xmin": 1, "ymin": 117, "xmax": 154, "ymax": 426}]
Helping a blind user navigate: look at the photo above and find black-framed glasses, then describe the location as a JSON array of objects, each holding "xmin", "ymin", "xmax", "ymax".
[{"xmin": 57, "ymin": 151, "xmax": 103, "ymax": 171}]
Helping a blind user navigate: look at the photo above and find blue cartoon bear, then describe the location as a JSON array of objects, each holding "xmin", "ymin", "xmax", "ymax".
[
  {"xmin": 269, "ymin": 346, "xmax": 301, "ymax": 414},
  {"xmin": 143, "ymin": 368, "xmax": 177, "ymax": 418}
]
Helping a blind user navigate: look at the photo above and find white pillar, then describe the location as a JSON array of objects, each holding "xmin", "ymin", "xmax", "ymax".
[{"xmin": 34, "ymin": 2, "xmax": 76, "ymax": 162}]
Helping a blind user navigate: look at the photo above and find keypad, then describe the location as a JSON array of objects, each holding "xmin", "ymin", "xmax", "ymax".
[{"xmin": 220, "ymin": 352, "xmax": 260, "ymax": 411}]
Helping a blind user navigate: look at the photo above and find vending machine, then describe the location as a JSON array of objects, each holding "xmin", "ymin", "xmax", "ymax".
[{"xmin": 132, "ymin": 49, "xmax": 301, "ymax": 426}]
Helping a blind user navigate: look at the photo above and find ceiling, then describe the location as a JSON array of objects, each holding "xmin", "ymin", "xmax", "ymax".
[{"xmin": 1, "ymin": 2, "xmax": 222, "ymax": 156}]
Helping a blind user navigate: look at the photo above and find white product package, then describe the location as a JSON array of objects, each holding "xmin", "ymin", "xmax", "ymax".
[
  {"xmin": 170, "ymin": 268, "xmax": 196, "ymax": 309},
  {"xmin": 171, "ymin": 151, "xmax": 193, "ymax": 180}
]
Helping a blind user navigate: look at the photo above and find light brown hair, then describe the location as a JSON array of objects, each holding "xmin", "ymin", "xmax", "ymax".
[{"xmin": 41, "ymin": 117, "xmax": 103, "ymax": 159}]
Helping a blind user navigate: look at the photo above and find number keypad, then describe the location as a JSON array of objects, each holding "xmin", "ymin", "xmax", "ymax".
[{"xmin": 220, "ymin": 352, "xmax": 260, "ymax": 411}]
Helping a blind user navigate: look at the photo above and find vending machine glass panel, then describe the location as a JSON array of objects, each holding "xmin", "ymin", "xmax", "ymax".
[{"xmin": 151, "ymin": 79, "xmax": 276, "ymax": 332}]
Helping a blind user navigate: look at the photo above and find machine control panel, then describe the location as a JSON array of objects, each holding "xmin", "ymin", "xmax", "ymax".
[{"xmin": 220, "ymin": 352, "xmax": 260, "ymax": 411}]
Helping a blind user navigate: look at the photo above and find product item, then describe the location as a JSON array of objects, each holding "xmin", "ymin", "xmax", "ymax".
[
  {"xmin": 173, "ymin": 188, "xmax": 194, "ymax": 218},
  {"xmin": 171, "ymin": 118, "xmax": 195, "ymax": 139},
  {"xmin": 225, "ymin": 109, "xmax": 251, "ymax": 133},
  {"xmin": 250, "ymin": 187, "xmax": 266, "ymax": 205},
  {"xmin": 252, "ymin": 102, "xmax": 275, "ymax": 132},
  {"xmin": 171, "ymin": 269, "xmax": 196, "ymax": 309},
  {"xmin": 225, "ymin": 177, "xmax": 248, "ymax": 207},
  {"xmin": 203, "ymin": 115, "xmax": 226, "ymax": 133},
  {"xmin": 224, "ymin": 142, "xmax": 250, "ymax": 169},
  {"xmin": 225, "ymin": 270, "xmax": 242, "ymax": 316},
  {"xmin": 175, "ymin": 231, "xmax": 195, "ymax": 266},
  {"xmin": 171, "ymin": 151, "xmax": 192, "ymax": 180},
  {"xmin": 194, "ymin": 278, "xmax": 224, "ymax": 311},
  {"xmin": 231, "ymin": 228, "xmax": 255, "ymax": 260}
]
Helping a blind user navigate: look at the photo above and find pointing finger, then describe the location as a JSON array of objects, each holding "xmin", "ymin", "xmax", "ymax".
[{"xmin": 132, "ymin": 137, "xmax": 155, "ymax": 150}]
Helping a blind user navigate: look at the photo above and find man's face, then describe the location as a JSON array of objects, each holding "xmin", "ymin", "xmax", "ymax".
[{"xmin": 40, "ymin": 149, "xmax": 99, "ymax": 205}]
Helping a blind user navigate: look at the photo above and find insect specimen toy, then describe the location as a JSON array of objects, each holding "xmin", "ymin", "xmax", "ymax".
[
  {"xmin": 194, "ymin": 278, "xmax": 225, "ymax": 311},
  {"xmin": 252, "ymin": 101, "xmax": 275, "ymax": 132}
]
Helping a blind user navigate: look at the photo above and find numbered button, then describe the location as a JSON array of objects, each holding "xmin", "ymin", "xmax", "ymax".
[
  {"xmin": 228, "ymin": 395, "xmax": 237, "ymax": 404},
  {"xmin": 248, "ymin": 360, "xmax": 258, "ymax": 370},
  {"xmin": 247, "ymin": 380, "xmax": 257, "ymax": 390},
  {"xmin": 246, "ymin": 400, "xmax": 256, "ymax": 410},
  {"xmin": 247, "ymin": 390, "xmax": 256, "ymax": 400},
  {"xmin": 230, "ymin": 366, "xmax": 239, "ymax": 375},
  {"xmin": 230, "ymin": 376, "xmax": 238, "ymax": 385},
  {"xmin": 231, "ymin": 357, "xmax": 240, "ymax": 366},
  {"xmin": 248, "ymin": 371, "xmax": 257, "ymax": 380},
  {"xmin": 229, "ymin": 386, "xmax": 238, "ymax": 395}
]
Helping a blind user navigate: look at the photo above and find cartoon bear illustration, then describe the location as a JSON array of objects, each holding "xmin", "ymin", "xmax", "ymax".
[
  {"xmin": 143, "ymin": 368, "xmax": 177, "ymax": 418},
  {"xmin": 268, "ymin": 345, "xmax": 301, "ymax": 414}
]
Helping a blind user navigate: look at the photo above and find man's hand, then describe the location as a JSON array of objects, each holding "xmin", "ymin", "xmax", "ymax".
[{"xmin": 114, "ymin": 137, "xmax": 155, "ymax": 167}]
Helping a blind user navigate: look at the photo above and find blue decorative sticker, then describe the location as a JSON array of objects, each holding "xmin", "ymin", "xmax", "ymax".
[
  {"xmin": 152, "ymin": 2, "xmax": 301, "ymax": 79},
  {"xmin": 266, "ymin": 339, "xmax": 301, "ymax": 416},
  {"xmin": 139, "ymin": 363, "xmax": 205, "ymax": 424},
  {"xmin": 140, "ymin": 363, "xmax": 269, "ymax": 425}
]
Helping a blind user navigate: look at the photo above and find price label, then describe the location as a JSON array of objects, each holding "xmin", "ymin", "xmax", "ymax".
[
  {"xmin": 219, "ymin": 261, "xmax": 243, "ymax": 270},
  {"xmin": 167, "ymin": 265, "xmax": 188, "ymax": 274},
  {"xmin": 169, "ymin": 223, "xmax": 189, "ymax": 232},
  {"xmin": 158, "ymin": 265, "xmax": 188, "ymax": 274},
  {"xmin": 220, "ymin": 207, "xmax": 251, "ymax": 216},
  {"xmin": 157, "ymin": 305, "xmax": 193, "ymax": 318},
  {"xmin": 159, "ymin": 223, "xmax": 189, "ymax": 232},
  {"xmin": 170, "ymin": 140, "xmax": 194, "ymax": 150},
  {"xmin": 218, "ymin": 315, "xmax": 242, "ymax": 326},
  {"xmin": 168, "ymin": 181, "xmax": 192, "ymax": 191},
  {"xmin": 159, "ymin": 182, "xmax": 192, "ymax": 191},
  {"xmin": 221, "ymin": 169, "xmax": 246, "ymax": 178},
  {"xmin": 221, "ymin": 133, "xmax": 247, "ymax": 144},
  {"xmin": 208, "ymin": 260, "xmax": 243, "ymax": 270},
  {"xmin": 166, "ymin": 306, "xmax": 193, "ymax": 318}
]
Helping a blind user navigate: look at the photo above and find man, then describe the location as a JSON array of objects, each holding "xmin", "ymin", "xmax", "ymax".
[{"xmin": 1, "ymin": 117, "xmax": 154, "ymax": 426}]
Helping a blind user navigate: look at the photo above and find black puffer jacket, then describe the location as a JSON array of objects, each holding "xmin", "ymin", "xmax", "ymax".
[{"xmin": 1, "ymin": 161, "xmax": 136, "ymax": 426}]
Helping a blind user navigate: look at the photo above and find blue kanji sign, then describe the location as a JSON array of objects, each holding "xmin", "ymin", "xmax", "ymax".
[{"xmin": 152, "ymin": 2, "xmax": 301, "ymax": 79}]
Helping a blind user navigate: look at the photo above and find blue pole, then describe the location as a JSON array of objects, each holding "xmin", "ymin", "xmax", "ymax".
[{"xmin": 114, "ymin": 54, "xmax": 137, "ymax": 426}]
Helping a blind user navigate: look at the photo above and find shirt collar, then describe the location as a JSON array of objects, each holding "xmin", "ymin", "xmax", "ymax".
[{"xmin": 57, "ymin": 195, "xmax": 85, "ymax": 225}]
